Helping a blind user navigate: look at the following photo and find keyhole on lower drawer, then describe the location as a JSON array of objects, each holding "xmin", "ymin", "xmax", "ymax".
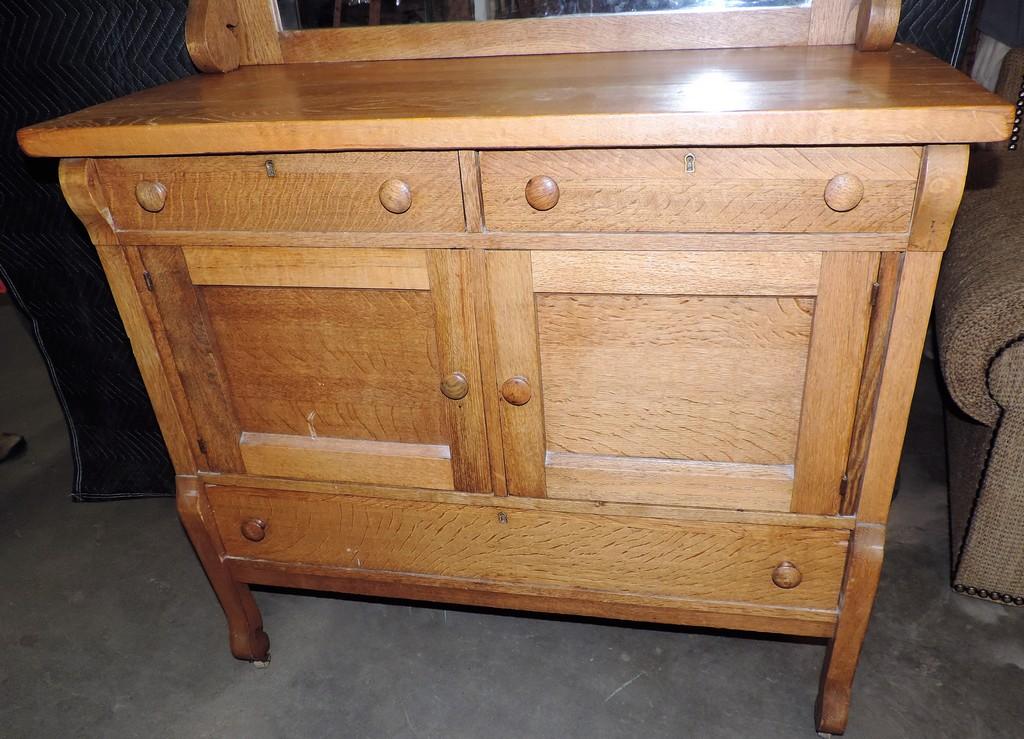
[
  {"xmin": 497, "ymin": 511, "xmax": 508, "ymax": 524},
  {"xmin": 685, "ymin": 153, "xmax": 696, "ymax": 173},
  {"xmin": 265, "ymin": 160, "xmax": 276, "ymax": 177}
]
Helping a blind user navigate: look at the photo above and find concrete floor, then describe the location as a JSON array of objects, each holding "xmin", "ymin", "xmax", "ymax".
[{"xmin": 1, "ymin": 294, "xmax": 1022, "ymax": 739}]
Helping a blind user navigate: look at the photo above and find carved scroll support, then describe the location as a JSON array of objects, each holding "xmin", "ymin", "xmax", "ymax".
[
  {"xmin": 856, "ymin": 0, "xmax": 901, "ymax": 51},
  {"xmin": 186, "ymin": 0, "xmax": 283, "ymax": 73}
]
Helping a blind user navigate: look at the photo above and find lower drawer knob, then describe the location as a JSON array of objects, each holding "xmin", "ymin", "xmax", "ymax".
[
  {"xmin": 772, "ymin": 561, "xmax": 802, "ymax": 589},
  {"xmin": 379, "ymin": 179, "xmax": 413, "ymax": 214},
  {"xmin": 823, "ymin": 173, "xmax": 864, "ymax": 212},
  {"xmin": 135, "ymin": 181, "xmax": 168, "ymax": 213},
  {"xmin": 241, "ymin": 518, "xmax": 267, "ymax": 542},
  {"xmin": 500, "ymin": 375, "xmax": 532, "ymax": 406},
  {"xmin": 525, "ymin": 175, "xmax": 559, "ymax": 211}
]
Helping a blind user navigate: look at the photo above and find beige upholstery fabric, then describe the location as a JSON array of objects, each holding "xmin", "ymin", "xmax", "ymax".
[
  {"xmin": 954, "ymin": 343, "xmax": 1024, "ymax": 603},
  {"xmin": 936, "ymin": 136, "xmax": 1024, "ymax": 605}
]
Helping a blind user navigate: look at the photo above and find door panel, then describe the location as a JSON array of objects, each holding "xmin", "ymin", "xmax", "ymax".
[
  {"xmin": 140, "ymin": 245, "xmax": 490, "ymax": 492},
  {"xmin": 485, "ymin": 250, "xmax": 877, "ymax": 513}
]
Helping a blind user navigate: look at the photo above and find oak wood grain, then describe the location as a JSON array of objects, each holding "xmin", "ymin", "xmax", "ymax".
[
  {"xmin": 840, "ymin": 252, "xmax": 901, "ymax": 516},
  {"xmin": 457, "ymin": 150, "xmax": 484, "ymax": 233},
  {"xmin": 19, "ymin": 46, "xmax": 1013, "ymax": 157},
  {"xmin": 177, "ymin": 476, "xmax": 270, "ymax": 660},
  {"xmin": 235, "ymin": 0, "xmax": 283, "ymax": 65},
  {"xmin": 114, "ymin": 229, "xmax": 911, "ymax": 252},
  {"xmin": 277, "ymin": 8, "xmax": 811, "ymax": 64},
  {"xmin": 95, "ymin": 153, "xmax": 464, "ymax": 233},
  {"xmin": 183, "ymin": 246, "xmax": 430, "ymax": 289},
  {"xmin": 185, "ymin": 0, "xmax": 241, "ymax": 73},
  {"xmin": 790, "ymin": 252, "xmax": 878, "ymax": 515},
  {"xmin": 229, "ymin": 559, "xmax": 837, "ymax": 637},
  {"xmin": 816, "ymin": 522, "xmax": 886, "ymax": 734},
  {"xmin": 481, "ymin": 148, "xmax": 921, "ymax": 234},
  {"xmin": 908, "ymin": 144, "xmax": 971, "ymax": 251},
  {"xmin": 239, "ymin": 432, "xmax": 455, "ymax": 489},
  {"xmin": 856, "ymin": 0, "xmax": 901, "ymax": 52},
  {"xmin": 200, "ymin": 285, "xmax": 445, "ymax": 444},
  {"xmin": 854, "ymin": 251, "xmax": 945, "ymax": 524},
  {"xmin": 531, "ymin": 251, "xmax": 822, "ymax": 296},
  {"xmin": 485, "ymin": 251, "xmax": 547, "ymax": 497},
  {"xmin": 207, "ymin": 485, "xmax": 850, "ymax": 610},
  {"xmin": 59, "ymin": 160, "xmax": 196, "ymax": 472},
  {"xmin": 545, "ymin": 452, "xmax": 793, "ymax": 511},
  {"xmin": 807, "ymin": 0, "xmax": 859, "ymax": 45},
  {"xmin": 140, "ymin": 246, "xmax": 245, "ymax": 472},
  {"xmin": 428, "ymin": 250, "xmax": 491, "ymax": 493},
  {"xmin": 200, "ymin": 471, "xmax": 857, "ymax": 529},
  {"xmin": 536, "ymin": 293, "xmax": 813, "ymax": 465}
]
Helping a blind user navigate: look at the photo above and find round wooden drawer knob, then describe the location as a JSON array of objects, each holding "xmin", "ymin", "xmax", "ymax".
[
  {"xmin": 241, "ymin": 518, "xmax": 267, "ymax": 542},
  {"xmin": 772, "ymin": 561, "xmax": 802, "ymax": 589},
  {"xmin": 824, "ymin": 173, "xmax": 864, "ymax": 212},
  {"xmin": 135, "ymin": 180, "xmax": 168, "ymax": 213},
  {"xmin": 440, "ymin": 372, "xmax": 469, "ymax": 400},
  {"xmin": 500, "ymin": 376, "xmax": 532, "ymax": 406},
  {"xmin": 379, "ymin": 179, "xmax": 412, "ymax": 214},
  {"xmin": 525, "ymin": 175, "xmax": 559, "ymax": 211}
]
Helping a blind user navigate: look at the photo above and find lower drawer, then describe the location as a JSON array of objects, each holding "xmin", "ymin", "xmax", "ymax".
[{"xmin": 207, "ymin": 486, "xmax": 849, "ymax": 615}]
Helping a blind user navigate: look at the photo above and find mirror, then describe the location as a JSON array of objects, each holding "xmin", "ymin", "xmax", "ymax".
[{"xmin": 277, "ymin": 0, "xmax": 806, "ymax": 30}]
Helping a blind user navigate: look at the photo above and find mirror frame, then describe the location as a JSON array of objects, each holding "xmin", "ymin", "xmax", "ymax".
[{"xmin": 186, "ymin": 0, "xmax": 898, "ymax": 71}]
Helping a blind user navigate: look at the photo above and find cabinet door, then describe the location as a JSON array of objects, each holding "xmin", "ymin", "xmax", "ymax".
[
  {"xmin": 485, "ymin": 250, "xmax": 879, "ymax": 514},
  {"xmin": 138, "ymin": 245, "xmax": 490, "ymax": 493}
]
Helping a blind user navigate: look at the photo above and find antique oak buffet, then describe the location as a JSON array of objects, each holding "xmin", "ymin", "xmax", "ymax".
[{"xmin": 18, "ymin": 0, "xmax": 1013, "ymax": 733}]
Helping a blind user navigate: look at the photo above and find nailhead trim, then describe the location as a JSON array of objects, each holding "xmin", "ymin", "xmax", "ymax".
[
  {"xmin": 954, "ymin": 583, "xmax": 1024, "ymax": 605},
  {"xmin": 1011, "ymin": 78, "xmax": 1023, "ymax": 151}
]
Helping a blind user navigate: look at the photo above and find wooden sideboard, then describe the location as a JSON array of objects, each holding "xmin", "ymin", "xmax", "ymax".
[{"xmin": 18, "ymin": 1, "xmax": 1013, "ymax": 734}]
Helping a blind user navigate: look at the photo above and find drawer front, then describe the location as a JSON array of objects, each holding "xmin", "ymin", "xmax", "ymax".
[
  {"xmin": 479, "ymin": 147, "xmax": 922, "ymax": 233},
  {"xmin": 96, "ymin": 152, "xmax": 465, "ymax": 233},
  {"xmin": 208, "ymin": 486, "xmax": 849, "ymax": 612}
]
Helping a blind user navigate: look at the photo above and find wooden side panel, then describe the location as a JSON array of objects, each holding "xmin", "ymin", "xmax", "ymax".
[
  {"xmin": 140, "ymin": 246, "xmax": 245, "ymax": 472},
  {"xmin": 58, "ymin": 159, "xmax": 197, "ymax": 474},
  {"xmin": 536, "ymin": 293, "xmax": 814, "ymax": 465},
  {"xmin": 790, "ymin": 252, "xmax": 879, "ymax": 514},
  {"xmin": 184, "ymin": 246, "xmax": 430, "ymax": 289},
  {"xmin": 545, "ymin": 452, "xmax": 793, "ymax": 511},
  {"xmin": 428, "ymin": 251, "xmax": 491, "ymax": 493},
  {"xmin": 841, "ymin": 252, "xmax": 901, "ymax": 516},
  {"xmin": 201, "ymin": 286, "xmax": 445, "ymax": 445},
  {"xmin": 239, "ymin": 433, "xmax": 454, "ymax": 490},
  {"xmin": 208, "ymin": 486, "xmax": 850, "ymax": 611},
  {"xmin": 96, "ymin": 153, "xmax": 465, "ymax": 233},
  {"xmin": 485, "ymin": 251, "xmax": 547, "ymax": 497},
  {"xmin": 480, "ymin": 147, "xmax": 922, "ymax": 233},
  {"xmin": 854, "ymin": 251, "xmax": 944, "ymax": 524},
  {"xmin": 531, "ymin": 251, "xmax": 821, "ymax": 296}
]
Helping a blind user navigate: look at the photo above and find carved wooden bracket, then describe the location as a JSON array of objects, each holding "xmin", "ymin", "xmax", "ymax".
[
  {"xmin": 186, "ymin": 0, "xmax": 283, "ymax": 73},
  {"xmin": 856, "ymin": 0, "xmax": 901, "ymax": 51},
  {"xmin": 186, "ymin": 0, "xmax": 241, "ymax": 72}
]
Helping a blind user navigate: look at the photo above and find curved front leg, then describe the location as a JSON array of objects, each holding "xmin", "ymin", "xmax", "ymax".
[{"xmin": 176, "ymin": 476, "xmax": 270, "ymax": 662}]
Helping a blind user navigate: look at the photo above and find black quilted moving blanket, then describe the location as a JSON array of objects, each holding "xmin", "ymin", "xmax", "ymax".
[{"xmin": 0, "ymin": 0, "xmax": 195, "ymax": 499}]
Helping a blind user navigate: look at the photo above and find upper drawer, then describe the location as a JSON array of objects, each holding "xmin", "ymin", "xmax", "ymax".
[
  {"xmin": 96, "ymin": 152, "xmax": 466, "ymax": 233},
  {"xmin": 479, "ymin": 147, "xmax": 922, "ymax": 233}
]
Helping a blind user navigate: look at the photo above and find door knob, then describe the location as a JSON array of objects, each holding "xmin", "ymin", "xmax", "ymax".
[
  {"xmin": 440, "ymin": 372, "xmax": 469, "ymax": 400},
  {"xmin": 500, "ymin": 376, "xmax": 532, "ymax": 406}
]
